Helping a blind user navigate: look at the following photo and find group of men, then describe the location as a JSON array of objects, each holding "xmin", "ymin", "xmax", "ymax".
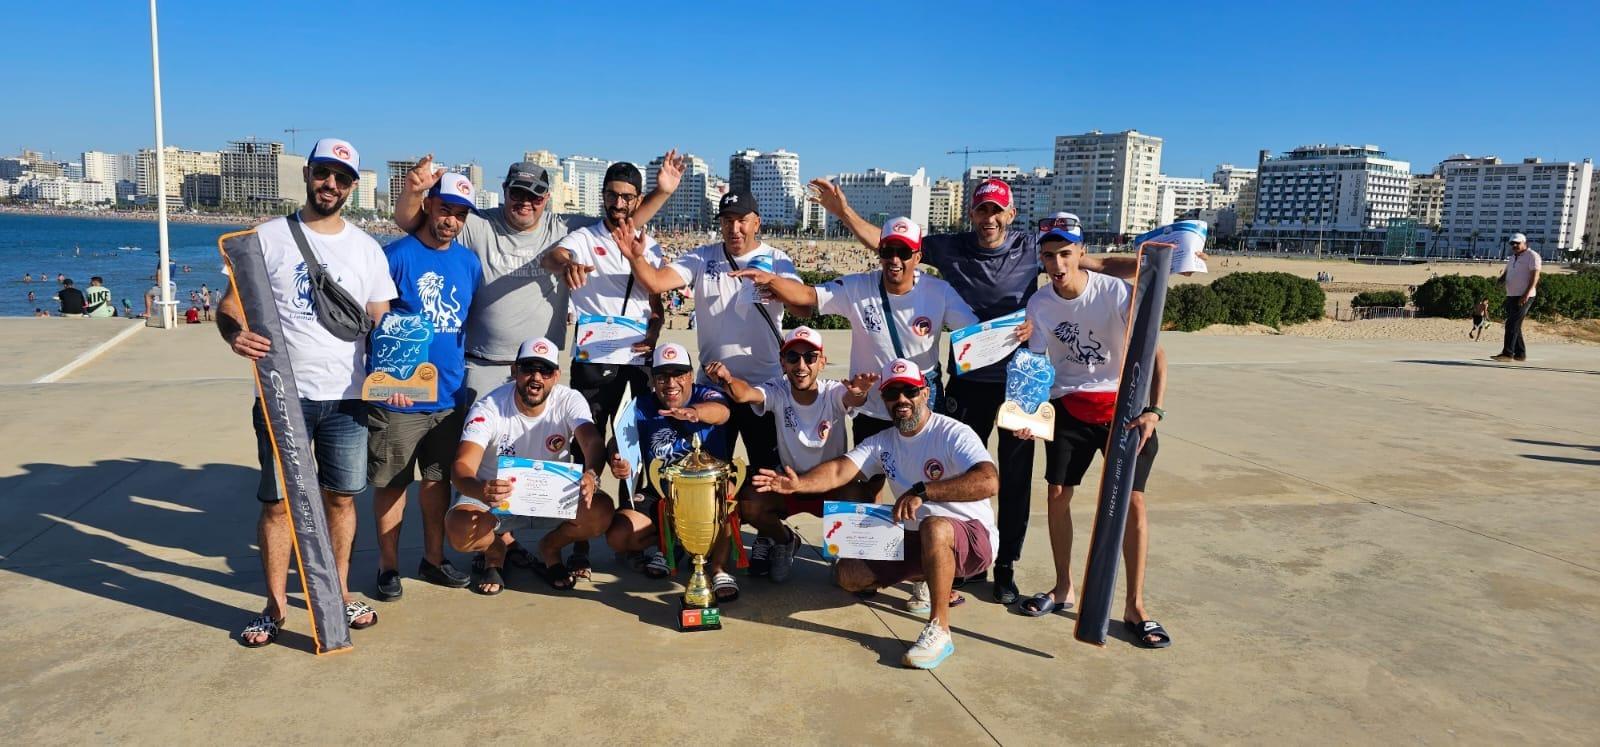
[{"xmin": 217, "ymin": 136, "xmax": 1174, "ymax": 670}]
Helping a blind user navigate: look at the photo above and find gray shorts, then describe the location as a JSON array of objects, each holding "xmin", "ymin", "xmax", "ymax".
[
  {"xmin": 367, "ymin": 407, "xmax": 462, "ymax": 489},
  {"xmin": 450, "ymin": 493, "xmax": 566, "ymax": 536},
  {"xmin": 463, "ymin": 358, "xmax": 514, "ymax": 409}
]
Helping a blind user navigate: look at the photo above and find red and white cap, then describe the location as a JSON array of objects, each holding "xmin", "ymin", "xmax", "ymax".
[
  {"xmin": 879, "ymin": 216, "xmax": 923, "ymax": 252},
  {"xmin": 781, "ymin": 326, "xmax": 823, "ymax": 353},
  {"xmin": 431, "ymin": 172, "xmax": 475, "ymax": 208},
  {"xmin": 879, "ymin": 358, "xmax": 926, "ymax": 390},
  {"xmin": 307, "ymin": 137, "xmax": 360, "ymax": 177},
  {"xmin": 972, "ymin": 178, "xmax": 1012, "ymax": 209},
  {"xmin": 652, "ymin": 342, "xmax": 693, "ymax": 373},
  {"xmin": 515, "ymin": 337, "xmax": 559, "ymax": 367}
]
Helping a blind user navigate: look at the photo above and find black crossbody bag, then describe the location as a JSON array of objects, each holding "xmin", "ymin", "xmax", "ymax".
[
  {"xmin": 877, "ymin": 275, "xmax": 942, "ymax": 412},
  {"xmin": 286, "ymin": 213, "xmax": 374, "ymax": 342}
]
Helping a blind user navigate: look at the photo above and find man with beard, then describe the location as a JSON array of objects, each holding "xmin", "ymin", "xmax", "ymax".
[
  {"xmin": 367, "ymin": 172, "xmax": 483, "ymax": 601},
  {"xmin": 811, "ymin": 179, "xmax": 1140, "ymax": 604},
  {"xmin": 217, "ymin": 138, "xmax": 398, "ymax": 646},
  {"xmin": 445, "ymin": 338, "xmax": 610, "ymax": 594},
  {"xmin": 604, "ymin": 343, "xmax": 739, "ymax": 602},
  {"xmin": 753, "ymin": 359, "xmax": 999, "ymax": 670}
]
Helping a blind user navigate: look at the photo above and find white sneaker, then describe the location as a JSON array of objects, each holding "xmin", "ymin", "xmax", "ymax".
[
  {"xmin": 902, "ymin": 621, "xmax": 955, "ymax": 669},
  {"xmin": 907, "ymin": 581, "xmax": 930, "ymax": 616},
  {"xmin": 769, "ymin": 530, "xmax": 801, "ymax": 583}
]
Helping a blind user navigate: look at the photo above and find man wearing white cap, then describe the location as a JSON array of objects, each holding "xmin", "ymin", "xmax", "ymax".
[
  {"xmin": 367, "ymin": 172, "xmax": 483, "ymax": 600},
  {"xmin": 734, "ymin": 217, "xmax": 979, "ymax": 445},
  {"xmin": 445, "ymin": 337, "xmax": 610, "ymax": 595},
  {"xmin": 1492, "ymin": 232, "xmax": 1541, "ymax": 362},
  {"xmin": 811, "ymin": 178, "xmax": 1141, "ymax": 604},
  {"xmin": 218, "ymin": 137, "xmax": 397, "ymax": 645},
  {"xmin": 704, "ymin": 327, "xmax": 881, "ymax": 582},
  {"xmin": 753, "ymin": 358, "xmax": 999, "ymax": 670},
  {"xmin": 605, "ymin": 343, "xmax": 743, "ymax": 601}
]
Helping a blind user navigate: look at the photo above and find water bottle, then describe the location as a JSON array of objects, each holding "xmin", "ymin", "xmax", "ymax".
[{"xmin": 742, "ymin": 254, "xmax": 775, "ymax": 305}]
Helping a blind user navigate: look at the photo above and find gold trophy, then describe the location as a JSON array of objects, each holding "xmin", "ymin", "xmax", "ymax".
[{"xmin": 648, "ymin": 436, "xmax": 745, "ymax": 631}]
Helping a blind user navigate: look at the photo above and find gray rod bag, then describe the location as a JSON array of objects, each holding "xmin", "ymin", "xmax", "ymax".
[
  {"xmin": 219, "ymin": 228, "xmax": 354, "ymax": 655},
  {"xmin": 1074, "ymin": 243, "xmax": 1172, "ymax": 646}
]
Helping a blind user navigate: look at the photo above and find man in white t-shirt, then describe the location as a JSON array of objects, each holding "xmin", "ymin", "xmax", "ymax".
[
  {"xmin": 1009, "ymin": 223, "xmax": 1172, "ymax": 649},
  {"xmin": 735, "ymin": 217, "xmax": 979, "ymax": 445},
  {"xmin": 1492, "ymin": 232, "xmax": 1541, "ymax": 363},
  {"xmin": 445, "ymin": 337, "xmax": 610, "ymax": 595},
  {"xmin": 704, "ymin": 327, "xmax": 880, "ymax": 583},
  {"xmin": 753, "ymin": 359, "xmax": 999, "ymax": 670},
  {"xmin": 613, "ymin": 188, "xmax": 806, "ymax": 477},
  {"xmin": 217, "ymin": 137, "xmax": 398, "ymax": 647}
]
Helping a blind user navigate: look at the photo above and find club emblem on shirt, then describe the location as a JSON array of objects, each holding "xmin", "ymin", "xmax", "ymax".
[
  {"xmin": 1053, "ymin": 321, "xmax": 1106, "ymax": 365},
  {"xmin": 546, "ymin": 434, "xmax": 567, "ymax": 454},
  {"xmin": 497, "ymin": 435, "xmax": 516, "ymax": 457},
  {"xmin": 595, "ymin": 244, "xmax": 608, "ymax": 256},
  {"xmin": 924, "ymin": 459, "xmax": 945, "ymax": 481},
  {"xmin": 818, "ymin": 419, "xmax": 832, "ymax": 441},
  {"xmin": 911, "ymin": 316, "xmax": 933, "ymax": 337},
  {"xmin": 417, "ymin": 271, "xmax": 463, "ymax": 331}
]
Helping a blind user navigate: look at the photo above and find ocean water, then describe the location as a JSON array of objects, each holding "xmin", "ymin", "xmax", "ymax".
[{"xmin": 0, "ymin": 213, "xmax": 245, "ymax": 317}]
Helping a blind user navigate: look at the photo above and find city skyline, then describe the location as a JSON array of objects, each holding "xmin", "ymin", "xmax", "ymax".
[{"xmin": 3, "ymin": 2, "xmax": 1594, "ymax": 184}]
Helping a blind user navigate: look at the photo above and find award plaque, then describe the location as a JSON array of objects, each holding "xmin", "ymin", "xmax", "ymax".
[
  {"xmin": 363, "ymin": 312, "xmax": 438, "ymax": 402},
  {"xmin": 996, "ymin": 348, "xmax": 1056, "ymax": 441},
  {"xmin": 648, "ymin": 436, "xmax": 746, "ymax": 632}
]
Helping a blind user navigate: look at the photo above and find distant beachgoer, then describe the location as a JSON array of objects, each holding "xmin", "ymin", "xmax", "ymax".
[
  {"xmin": 1492, "ymin": 233, "xmax": 1540, "ymax": 363},
  {"xmin": 84, "ymin": 276, "xmax": 114, "ymax": 318},
  {"xmin": 27, "ymin": 291, "xmax": 36, "ymax": 303},
  {"xmin": 202, "ymin": 285, "xmax": 214, "ymax": 320},
  {"xmin": 22, "ymin": 273, "xmax": 31, "ymax": 283},
  {"xmin": 56, "ymin": 279, "xmax": 86, "ymax": 315},
  {"xmin": 1470, "ymin": 299, "xmax": 1489, "ymax": 340},
  {"xmin": 57, "ymin": 273, "xmax": 66, "ymax": 285},
  {"xmin": 34, "ymin": 308, "xmax": 49, "ymax": 318},
  {"xmin": 185, "ymin": 306, "xmax": 201, "ymax": 324}
]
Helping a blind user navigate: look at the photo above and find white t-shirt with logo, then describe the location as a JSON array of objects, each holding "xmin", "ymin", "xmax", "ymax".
[
  {"xmin": 250, "ymin": 216, "xmax": 398, "ymax": 400},
  {"xmin": 669, "ymin": 241, "xmax": 799, "ymax": 383},
  {"xmin": 1025, "ymin": 271, "xmax": 1131, "ymax": 398},
  {"xmin": 460, "ymin": 382, "xmax": 593, "ymax": 481},
  {"xmin": 752, "ymin": 378, "xmax": 852, "ymax": 473},
  {"xmin": 844, "ymin": 413, "xmax": 998, "ymax": 551},
  {"xmin": 545, "ymin": 222, "xmax": 662, "ymax": 327},
  {"xmin": 813, "ymin": 271, "xmax": 979, "ymax": 420}
]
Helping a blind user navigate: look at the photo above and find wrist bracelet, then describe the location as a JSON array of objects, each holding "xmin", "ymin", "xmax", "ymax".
[{"xmin": 1142, "ymin": 406, "xmax": 1165, "ymax": 420}]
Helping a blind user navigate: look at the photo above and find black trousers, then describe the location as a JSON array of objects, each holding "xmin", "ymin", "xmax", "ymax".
[
  {"xmin": 569, "ymin": 361, "xmax": 650, "ymax": 500},
  {"xmin": 1501, "ymin": 296, "xmax": 1530, "ymax": 358},
  {"xmin": 728, "ymin": 403, "xmax": 780, "ymax": 471},
  {"xmin": 944, "ymin": 375, "xmax": 1036, "ymax": 567}
]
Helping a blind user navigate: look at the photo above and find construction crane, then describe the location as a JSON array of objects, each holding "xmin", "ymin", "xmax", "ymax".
[
  {"xmin": 282, "ymin": 128, "xmax": 327, "ymax": 152},
  {"xmin": 945, "ymin": 146, "xmax": 1051, "ymax": 178}
]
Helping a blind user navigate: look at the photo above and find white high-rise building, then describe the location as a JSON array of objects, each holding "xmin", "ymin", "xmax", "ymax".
[
  {"xmin": 82, "ymin": 151, "xmax": 121, "ymax": 184},
  {"xmin": 928, "ymin": 178, "xmax": 963, "ymax": 232},
  {"xmin": 1251, "ymin": 145, "xmax": 1411, "ymax": 248},
  {"xmin": 136, "ymin": 146, "xmax": 220, "ymax": 202},
  {"xmin": 1440, "ymin": 155, "xmax": 1592, "ymax": 259},
  {"xmin": 387, "ymin": 159, "xmax": 419, "ymax": 212},
  {"xmin": 1052, "ymin": 130, "xmax": 1164, "ymax": 236},
  {"xmin": 646, "ymin": 152, "xmax": 716, "ymax": 228},
  {"xmin": 827, "ymin": 167, "xmax": 930, "ymax": 230},
  {"xmin": 1156, "ymin": 176, "xmax": 1224, "ymax": 226},
  {"xmin": 751, "ymin": 150, "xmax": 802, "ymax": 228},
  {"xmin": 1587, "ymin": 171, "xmax": 1600, "ymax": 256},
  {"xmin": 220, "ymin": 139, "xmax": 304, "ymax": 210},
  {"xmin": 351, "ymin": 169, "xmax": 378, "ymax": 212},
  {"xmin": 20, "ymin": 176, "xmax": 116, "ymax": 205},
  {"xmin": 1010, "ymin": 167, "xmax": 1055, "ymax": 227},
  {"xmin": 561, "ymin": 155, "xmax": 611, "ymax": 217}
]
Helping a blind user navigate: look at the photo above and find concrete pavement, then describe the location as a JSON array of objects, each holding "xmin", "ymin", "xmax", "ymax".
[{"xmin": 1, "ymin": 323, "xmax": 1597, "ymax": 744}]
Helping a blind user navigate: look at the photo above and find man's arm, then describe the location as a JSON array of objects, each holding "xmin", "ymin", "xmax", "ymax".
[
  {"xmin": 921, "ymin": 462, "xmax": 999, "ymax": 503},
  {"xmin": 216, "ymin": 287, "xmax": 271, "ymax": 360},
  {"xmin": 392, "ymin": 154, "xmax": 442, "ymax": 235},
  {"xmin": 451, "ymin": 441, "xmax": 500, "ymax": 501},
  {"xmin": 612, "ymin": 217, "xmax": 687, "ymax": 294},
  {"xmin": 1523, "ymin": 269, "xmax": 1540, "ymax": 304},
  {"xmin": 631, "ymin": 149, "xmax": 683, "ymax": 225},
  {"xmin": 1081, "ymin": 254, "xmax": 1140, "ymax": 279},
  {"xmin": 728, "ymin": 269, "xmax": 818, "ymax": 309},
  {"xmin": 703, "ymin": 362, "xmax": 764, "ymax": 405},
  {"xmin": 366, "ymin": 299, "xmax": 391, "ymax": 324},
  {"xmin": 752, "ymin": 454, "xmax": 866, "ymax": 495},
  {"xmin": 809, "ymin": 179, "xmax": 881, "ymax": 250}
]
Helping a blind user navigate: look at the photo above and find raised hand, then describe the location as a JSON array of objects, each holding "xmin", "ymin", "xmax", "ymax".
[
  {"xmin": 807, "ymin": 178, "xmax": 849, "ymax": 216},
  {"xmin": 751, "ymin": 466, "xmax": 800, "ymax": 495},
  {"xmin": 844, "ymin": 372, "xmax": 879, "ymax": 399},
  {"xmin": 662, "ymin": 407, "xmax": 701, "ymax": 423},
  {"xmin": 655, "ymin": 149, "xmax": 684, "ymax": 194},
  {"xmin": 610, "ymin": 216, "xmax": 646, "ymax": 261},
  {"xmin": 405, "ymin": 154, "xmax": 442, "ymax": 194},
  {"xmin": 703, "ymin": 361, "xmax": 733, "ymax": 387}
]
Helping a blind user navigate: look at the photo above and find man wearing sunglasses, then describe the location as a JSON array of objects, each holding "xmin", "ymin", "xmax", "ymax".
[
  {"xmin": 367, "ymin": 173, "xmax": 483, "ymax": 601},
  {"xmin": 811, "ymin": 179, "xmax": 1143, "ymax": 605},
  {"xmin": 753, "ymin": 358, "xmax": 999, "ymax": 670},
  {"xmin": 703, "ymin": 327, "xmax": 881, "ymax": 583},
  {"xmin": 733, "ymin": 217, "xmax": 978, "ymax": 446},
  {"xmin": 394, "ymin": 152, "xmax": 680, "ymax": 408},
  {"xmin": 218, "ymin": 137, "xmax": 397, "ymax": 646},
  {"xmin": 446, "ymin": 338, "xmax": 610, "ymax": 595}
]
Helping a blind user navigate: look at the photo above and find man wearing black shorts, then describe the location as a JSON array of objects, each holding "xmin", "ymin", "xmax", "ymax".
[{"xmin": 1011, "ymin": 222, "xmax": 1172, "ymax": 649}]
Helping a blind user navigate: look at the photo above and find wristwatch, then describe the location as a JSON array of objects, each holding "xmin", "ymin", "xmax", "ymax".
[
  {"xmin": 909, "ymin": 481, "xmax": 928, "ymax": 499},
  {"xmin": 1142, "ymin": 406, "xmax": 1166, "ymax": 420}
]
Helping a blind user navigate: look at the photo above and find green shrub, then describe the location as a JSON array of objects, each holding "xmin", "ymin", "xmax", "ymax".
[
  {"xmin": 788, "ymin": 269, "xmax": 850, "ymax": 329},
  {"xmin": 1413, "ymin": 275, "xmax": 1500, "ymax": 318},
  {"xmin": 1204, "ymin": 272, "xmax": 1323, "ymax": 328},
  {"xmin": 1531, "ymin": 273, "xmax": 1600, "ymax": 320},
  {"xmin": 1163, "ymin": 284, "xmax": 1226, "ymax": 331},
  {"xmin": 1350, "ymin": 289, "xmax": 1408, "ymax": 308}
]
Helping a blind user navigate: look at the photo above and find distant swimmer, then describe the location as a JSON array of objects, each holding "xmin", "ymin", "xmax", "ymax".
[
  {"xmin": 22, "ymin": 273, "xmax": 31, "ymax": 283},
  {"xmin": 27, "ymin": 291, "xmax": 36, "ymax": 303}
]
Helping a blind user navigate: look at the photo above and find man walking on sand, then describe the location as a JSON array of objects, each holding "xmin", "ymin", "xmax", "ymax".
[{"xmin": 1492, "ymin": 233, "xmax": 1540, "ymax": 363}]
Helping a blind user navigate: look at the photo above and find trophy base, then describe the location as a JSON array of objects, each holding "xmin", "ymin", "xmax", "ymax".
[
  {"xmin": 997, "ymin": 400, "xmax": 1055, "ymax": 442},
  {"xmin": 362, "ymin": 364, "xmax": 439, "ymax": 403},
  {"xmin": 678, "ymin": 601, "xmax": 723, "ymax": 632}
]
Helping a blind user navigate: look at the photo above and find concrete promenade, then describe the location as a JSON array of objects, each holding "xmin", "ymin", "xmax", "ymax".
[{"xmin": 1, "ymin": 318, "xmax": 1596, "ymax": 744}]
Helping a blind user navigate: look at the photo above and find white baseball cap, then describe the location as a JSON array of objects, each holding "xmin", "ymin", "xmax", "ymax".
[
  {"xmin": 1509, "ymin": 233, "xmax": 1527, "ymax": 244},
  {"xmin": 515, "ymin": 337, "xmax": 559, "ymax": 367},
  {"xmin": 781, "ymin": 326, "xmax": 823, "ymax": 353},
  {"xmin": 879, "ymin": 217, "xmax": 923, "ymax": 252},
  {"xmin": 879, "ymin": 358, "xmax": 927, "ymax": 390},
  {"xmin": 307, "ymin": 138, "xmax": 360, "ymax": 176},
  {"xmin": 652, "ymin": 342, "xmax": 692, "ymax": 374},
  {"xmin": 431, "ymin": 172, "xmax": 475, "ymax": 208}
]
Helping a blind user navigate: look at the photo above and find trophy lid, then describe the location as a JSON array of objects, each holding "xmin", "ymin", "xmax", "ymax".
[{"xmin": 666, "ymin": 434, "xmax": 730, "ymax": 479}]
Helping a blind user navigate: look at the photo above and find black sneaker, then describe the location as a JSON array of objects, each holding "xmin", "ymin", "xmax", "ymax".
[
  {"xmin": 992, "ymin": 565, "xmax": 1019, "ymax": 605},
  {"xmin": 376, "ymin": 569, "xmax": 403, "ymax": 601},
  {"xmin": 748, "ymin": 536, "xmax": 774, "ymax": 577},
  {"xmin": 419, "ymin": 558, "xmax": 471, "ymax": 589},
  {"xmin": 952, "ymin": 570, "xmax": 987, "ymax": 590}
]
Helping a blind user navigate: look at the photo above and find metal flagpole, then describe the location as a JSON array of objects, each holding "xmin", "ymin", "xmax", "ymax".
[{"xmin": 149, "ymin": 0, "xmax": 175, "ymax": 329}]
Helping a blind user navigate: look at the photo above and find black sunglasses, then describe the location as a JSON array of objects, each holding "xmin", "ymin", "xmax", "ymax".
[
  {"xmin": 515, "ymin": 360, "xmax": 558, "ymax": 377},
  {"xmin": 782, "ymin": 350, "xmax": 821, "ymax": 365},
  {"xmin": 880, "ymin": 385, "xmax": 923, "ymax": 401},
  {"xmin": 310, "ymin": 165, "xmax": 354, "ymax": 188},
  {"xmin": 878, "ymin": 244, "xmax": 916, "ymax": 261}
]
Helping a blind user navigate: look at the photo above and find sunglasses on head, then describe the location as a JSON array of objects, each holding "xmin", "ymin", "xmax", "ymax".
[
  {"xmin": 1038, "ymin": 216, "xmax": 1080, "ymax": 232},
  {"xmin": 781, "ymin": 350, "xmax": 820, "ymax": 365},
  {"xmin": 515, "ymin": 360, "xmax": 558, "ymax": 377},
  {"xmin": 880, "ymin": 384, "xmax": 923, "ymax": 401},
  {"xmin": 878, "ymin": 244, "xmax": 916, "ymax": 261},
  {"xmin": 310, "ymin": 165, "xmax": 354, "ymax": 188}
]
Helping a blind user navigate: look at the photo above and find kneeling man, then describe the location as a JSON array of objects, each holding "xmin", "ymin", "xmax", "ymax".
[
  {"xmin": 753, "ymin": 359, "xmax": 998, "ymax": 670},
  {"xmin": 447, "ymin": 337, "xmax": 611, "ymax": 594}
]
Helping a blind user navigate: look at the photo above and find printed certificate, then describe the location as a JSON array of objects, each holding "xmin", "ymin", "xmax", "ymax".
[
  {"xmin": 820, "ymin": 501, "xmax": 905, "ymax": 561},
  {"xmin": 492, "ymin": 457, "xmax": 582, "ymax": 520},
  {"xmin": 573, "ymin": 314, "xmax": 649, "ymax": 365},
  {"xmin": 949, "ymin": 310, "xmax": 1027, "ymax": 374}
]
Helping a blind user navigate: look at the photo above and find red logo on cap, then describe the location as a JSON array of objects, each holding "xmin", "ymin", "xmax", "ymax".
[
  {"xmin": 893, "ymin": 222, "xmax": 909, "ymax": 234},
  {"xmin": 533, "ymin": 342, "xmax": 550, "ymax": 355},
  {"xmin": 912, "ymin": 316, "xmax": 933, "ymax": 336},
  {"xmin": 892, "ymin": 361, "xmax": 908, "ymax": 374},
  {"xmin": 663, "ymin": 347, "xmax": 679, "ymax": 360},
  {"xmin": 924, "ymin": 459, "xmax": 945, "ymax": 480},
  {"xmin": 458, "ymin": 180, "xmax": 472, "ymax": 195},
  {"xmin": 331, "ymin": 144, "xmax": 352, "ymax": 160},
  {"xmin": 546, "ymin": 434, "xmax": 567, "ymax": 453}
]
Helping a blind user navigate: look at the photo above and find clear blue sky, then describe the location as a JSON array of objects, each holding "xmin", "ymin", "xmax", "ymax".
[{"xmin": 8, "ymin": 1, "xmax": 1596, "ymax": 184}]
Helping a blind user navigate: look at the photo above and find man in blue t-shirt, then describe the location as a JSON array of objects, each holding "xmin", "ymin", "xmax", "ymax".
[
  {"xmin": 810, "ymin": 178, "xmax": 1139, "ymax": 605},
  {"xmin": 368, "ymin": 172, "xmax": 483, "ymax": 600},
  {"xmin": 604, "ymin": 343, "xmax": 744, "ymax": 601}
]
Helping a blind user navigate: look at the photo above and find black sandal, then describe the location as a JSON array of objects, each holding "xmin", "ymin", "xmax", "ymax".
[
  {"xmin": 567, "ymin": 551, "xmax": 593, "ymax": 581},
  {"xmin": 504, "ymin": 541, "xmax": 538, "ymax": 570},
  {"xmin": 238, "ymin": 613, "xmax": 284, "ymax": 648},
  {"xmin": 540, "ymin": 561, "xmax": 576, "ymax": 591},
  {"xmin": 471, "ymin": 553, "xmax": 504, "ymax": 596},
  {"xmin": 1125, "ymin": 618, "xmax": 1173, "ymax": 649}
]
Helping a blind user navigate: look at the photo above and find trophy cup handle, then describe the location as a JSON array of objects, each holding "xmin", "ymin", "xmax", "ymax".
[
  {"xmin": 648, "ymin": 458, "xmax": 665, "ymax": 499},
  {"xmin": 728, "ymin": 458, "xmax": 747, "ymax": 500}
]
